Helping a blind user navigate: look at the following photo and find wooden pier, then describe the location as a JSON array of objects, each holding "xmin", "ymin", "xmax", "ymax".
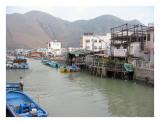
[
  {"xmin": 85, "ymin": 61, "xmax": 129, "ymax": 80},
  {"xmin": 66, "ymin": 50, "xmax": 134, "ymax": 80}
]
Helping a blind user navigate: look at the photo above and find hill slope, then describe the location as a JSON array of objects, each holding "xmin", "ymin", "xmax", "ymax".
[{"xmin": 6, "ymin": 11, "xmax": 142, "ymax": 49}]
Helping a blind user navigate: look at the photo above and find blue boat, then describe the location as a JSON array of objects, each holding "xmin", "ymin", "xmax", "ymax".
[
  {"xmin": 6, "ymin": 91, "xmax": 48, "ymax": 117},
  {"xmin": 41, "ymin": 59, "xmax": 60, "ymax": 68},
  {"xmin": 123, "ymin": 63, "xmax": 134, "ymax": 80},
  {"xmin": 48, "ymin": 61, "xmax": 60, "ymax": 68},
  {"xmin": 123, "ymin": 63, "xmax": 134, "ymax": 72},
  {"xmin": 19, "ymin": 62, "xmax": 29, "ymax": 69},
  {"xmin": 68, "ymin": 64, "xmax": 80, "ymax": 72},
  {"xmin": 6, "ymin": 83, "xmax": 21, "ymax": 92},
  {"xmin": 7, "ymin": 56, "xmax": 29, "ymax": 69},
  {"xmin": 41, "ymin": 59, "xmax": 50, "ymax": 65},
  {"xmin": 8, "ymin": 63, "xmax": 29, "ymax": 69}
]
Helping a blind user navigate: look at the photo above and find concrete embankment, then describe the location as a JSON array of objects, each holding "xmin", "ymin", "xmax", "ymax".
[{"xmin": 134, "ymin": 68, "xmax": 154, "ymax": 86}]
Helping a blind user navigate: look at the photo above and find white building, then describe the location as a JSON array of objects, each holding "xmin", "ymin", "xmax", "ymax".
[
  {"xmin": 129, "ymin": 25, "xmax": 154, "ymax": 63},
  {"xmin": 129, "ymin": 42, "xmax": 142, "ymax": 57},
  {"xmin": 129, "ymin": 25, "xmax": 154, "ymax": 68},
  {"xmin": 48, "ymin": 40, "xmax": 62, "ymax": 56},
  {"xmin": 80, "ymin": 33, "xmax": 111, "ymax": 54},
  {"xmin": 15, "ymin": 49, "xmax": 24, "ymax": 55},
  {"xmin": 111, "ymin": 24, "xmax": 154, "ymax": 59},
  {"xmin": 60, "ymin": 48, "xmax": 68, "ymax": 55},
  {"xmin": 68, "ymin": 47, "xmax": 82, "ymax": 52},
  {"xmin": 144, "ymin": 25, "xmax": 154, "ymax": 65}
]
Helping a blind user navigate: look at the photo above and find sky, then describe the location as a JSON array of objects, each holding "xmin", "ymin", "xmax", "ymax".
[{"xmin": 6, "ymin": 6, "xmax": 154, "ymax": 25}]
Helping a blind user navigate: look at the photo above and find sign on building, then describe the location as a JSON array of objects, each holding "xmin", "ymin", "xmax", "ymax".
[{"xmin": 113, "ymin": 49, "xmax": 127, "ymax": 57}]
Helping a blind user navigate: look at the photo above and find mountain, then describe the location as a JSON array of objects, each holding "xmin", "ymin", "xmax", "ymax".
[{"xmin": 6, "ymin": 10, "xmax": 143, "ymax": 49}]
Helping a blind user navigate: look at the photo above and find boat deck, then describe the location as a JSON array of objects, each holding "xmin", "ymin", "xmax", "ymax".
[
  {"xmin": 7, "ymin": 93, "xmax": 30, "ymax": 106},
  {"xmin": 6, "ymin": 91, "xmax": 48, "ymax": 117},
  {"xmin": 6, "ymin": 83, "xmax": 21, "ymax": 91}
]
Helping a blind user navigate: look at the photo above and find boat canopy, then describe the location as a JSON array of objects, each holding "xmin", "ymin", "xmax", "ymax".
[{"xmin": 124, "ymin": 63, "xmax": 134, "ymax": 72}]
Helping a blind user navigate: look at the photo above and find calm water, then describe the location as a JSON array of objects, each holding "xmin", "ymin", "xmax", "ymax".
[{"xmin": 6, "ymin": 58, "xmax": 154, "ymax": 117}]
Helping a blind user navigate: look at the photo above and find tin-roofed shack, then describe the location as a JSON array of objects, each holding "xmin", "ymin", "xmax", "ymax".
[{"xmin": 66, "ymin": 49, "xmax": 105, "ymax": 68}]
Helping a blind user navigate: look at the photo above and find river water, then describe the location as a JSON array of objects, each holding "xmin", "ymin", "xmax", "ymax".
[{"xmin": 6, "ymin": 58, "xmax": 154, "ymax": 117}]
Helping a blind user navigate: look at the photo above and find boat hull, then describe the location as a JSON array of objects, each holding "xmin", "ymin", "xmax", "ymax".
[
  {"xmin": 42, "ymin": 59, "xmax": 60, "ymax": 68},
  {"xmin": 6, "ymin": 83, "xmax": 21, "ymax": 92},
  {"xmin": 6, "ymin": 91, "xmax": 48, "ymax": 117}
]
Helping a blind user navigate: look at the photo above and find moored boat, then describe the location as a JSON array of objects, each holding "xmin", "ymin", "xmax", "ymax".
[
  {"xmin": 123, "ymin": 63, "xmax": 134, "ymax": 80},
  {"xmin": 7, "ymin": 63, "xmax": 29, "ymax": 69},
  {"xmin": 6, "ymin": 91, "xmax": 48, "ymax": 117},
  {"xmin": 123, "ymin": 63, "xmax": 134, "ymax": 73},
  {"xmin": 41, "ymin": 59, "xmax": 60, "ymax": 68},
  {"xmin": 59, "ymin": 66, "xmax": 71, "ymax": 73},
  {"xmin": 41, "ymin": 58, "xmax": 50, "ymax": 65},
  {"xmin": 6, "ymin": 56, "xmax": 29, "ymax": 69},
  {"xmin": 6, "ymin": 61, "xmax": 13, "ymax": 69},
  {"xmin": 68, "ymin": 64, "xmax": 80, "ymax": 72},
  {"xmin": 13, "ymin": 56, "xmax": 27, "ymax": 63},
  {"xmin": 60, "ymin": 64, "xmax": 80, "ymax": 73},
  {"xmin": 19, "ymin": 62, "xmax": 29, "ymax": 69},
  {"xmin": 6, "ymin": 83, "xmax": 21, "ymax": 92},
  {"xmin": 50, "ymin": 61, "xmax": 60, "ymax": 68}
]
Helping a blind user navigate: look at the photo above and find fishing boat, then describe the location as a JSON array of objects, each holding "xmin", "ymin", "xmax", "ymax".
[
  {"xmin": 123, "ymin": 63, "xmax": 134, "ymax": 72},
  {"xmin": 60, "ymin": 64, "xmax": 80, "ymax": 73},
  {"xmin": 59, "ymin": 66, "xmax": 71, "ymax": 73},
  {"xmin": 13, "ymin": 56, "xmax": 27, "ymax": 63},
  {"xmin": 48, "ymin": 61, "xmax": 60, "ymax": 68},
  {"xmin": 123, "ymin": 63, "xmax": 134, "ymax": 80},
  {"xmin": 9, "ymin": 62, "xmax": 29, "ymax": 69},
  {"xmin": 6, "ymin": 83, "xmax": 21, "ymax": 92},
  {"xmin": 41, "ymin": 59, "xmax": 60, "ymax": 68},
  {"xmin": 6, "ymin": 60, "xmax": 14, "ymax": 69},
  {"xmin": 41, "ymin": 58, "xmax": 50, "ymax": 65},
  {"xmin": 19, "ymin": 62, "xmax": 29, "ymax": 69},
  {"xmin": 6, "ymin": 91, "xmax": 48, "ymax": 117},
  {"xmin": 7, "ymin": 56, "xmax": 29, "ymax": 69},
  {"xmin": 68, "ymin": 64, "xmax": 80, "ymax": 72}
]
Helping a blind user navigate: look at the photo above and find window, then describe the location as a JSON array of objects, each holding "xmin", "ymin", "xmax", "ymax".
[
  {"xmin": 86, "ymin": 40, "xmax": 90, "ymax": 43},
  {"xmin": 99, "ymin": 40, "xmax": 102, "ymax": 43},
  {"xmin": 94, "ymin": 40, "xmax": 97, "ymax": 43},
  {"xmin": 147, "ymin": 34, "xmax": 150, "ymax": 41},
  {"xmin": 86, "ymin": 46, "xmax": 90, "ymax": 49},
  {"xmin": 94, "ymin": 46, "xmax": 97, "ymax": 49}
]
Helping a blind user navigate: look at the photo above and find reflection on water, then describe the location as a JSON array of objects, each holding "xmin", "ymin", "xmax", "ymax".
[{"xmin": 6, "ymin": 58, "xmax": 154, "ymax": 117}]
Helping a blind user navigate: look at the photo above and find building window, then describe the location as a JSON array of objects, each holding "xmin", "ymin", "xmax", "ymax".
[
  {"xmin": 99, "ymin": 40, "xmax": 102, "ymax": 43},
  {"xmin": 86, "ymin": 40, "xmax": 90, "ymax": 43},
  {"xmin": 147, "ymin": 34, "xmax": 150, "ymax": 41},
  {"xmin": 94, "ymin": 46, "xmax": 97, "ymax": 49},
  {"xmin": 86, "ymin": 46, "xmax": 90, "ymax": 49},
  {"xmin": 94, "ymin": 40, "xmax": 97, "ymax": 43}
]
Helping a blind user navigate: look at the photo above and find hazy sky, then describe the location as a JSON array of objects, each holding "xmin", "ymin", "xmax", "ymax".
[{"xmin": 6, "ymin": 6, "xmax": 154, "ymax": 25}]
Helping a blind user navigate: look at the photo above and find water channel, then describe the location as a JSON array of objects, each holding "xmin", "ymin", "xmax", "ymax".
[{"xmin": 6, "ymin": 58, "xmax": 154, "ymax": 117}]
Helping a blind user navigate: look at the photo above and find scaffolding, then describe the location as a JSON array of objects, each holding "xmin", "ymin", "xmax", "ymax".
[{"xmin": 110, "ymin": 24, "xmax": 148, "ymax": 59}]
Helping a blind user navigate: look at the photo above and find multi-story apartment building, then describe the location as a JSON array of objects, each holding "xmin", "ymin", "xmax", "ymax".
[
  {"xmin": 80, "ymin": 33, "xmax": 111, "ymax": 54},
  {"xmin": 47, "ymin": 40, "xmax": 62, "ymax": 56}
]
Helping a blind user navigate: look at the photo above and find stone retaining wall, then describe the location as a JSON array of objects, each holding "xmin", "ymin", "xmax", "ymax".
[{"xmin": 134, "ymin": 68, "xmax": 154, "ymax": 84}]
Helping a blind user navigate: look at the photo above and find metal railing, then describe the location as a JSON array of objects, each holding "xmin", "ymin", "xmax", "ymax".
[{"xmin": 136, "ymin": 60, "xmax": 154, "ymax": 70}]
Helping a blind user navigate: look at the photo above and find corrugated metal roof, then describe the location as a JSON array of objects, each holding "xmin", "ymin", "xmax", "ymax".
[{"xmin": 69, "ymin": 49, "xmax": 92, "ymax": 56}]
